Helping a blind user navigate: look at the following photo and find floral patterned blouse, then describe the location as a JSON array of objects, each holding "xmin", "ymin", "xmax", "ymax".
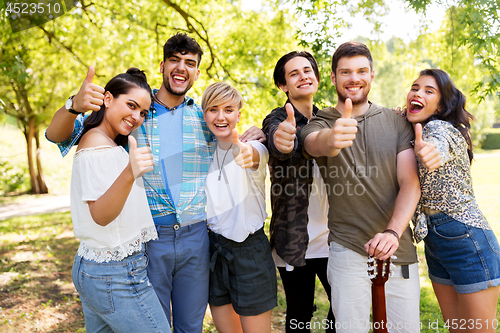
[{"xmin": 412, "ymin": 120, "xmax": 490, "ymax": 243}]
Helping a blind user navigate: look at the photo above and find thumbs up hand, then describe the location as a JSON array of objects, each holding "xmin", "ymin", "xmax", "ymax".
[
  {"xmin": 72, "ymin": 66, "xmax": 105, "ymax": 113},
  {"xmin": 274, "ymin": 103, "xmax": 297, "ymax": 154},
  {"xmin": 232, "ymin": 129, "xmax": 255, "ymax": 169},
  {"xmin": 128, "ymin": 136, "xmax": 154, "ymax": 179},
  {"xmin": 414, "ymin": 123, "xmax": 442, "ymax": 170},
  {"xmin": 328, "ymin": 98, "xmax": 358, "ymax": 150}
]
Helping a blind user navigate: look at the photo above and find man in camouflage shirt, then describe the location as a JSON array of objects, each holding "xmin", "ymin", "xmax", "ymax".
[{"xmin": 262, "ymin": 51, "xmax": 335, "ymax": 332}]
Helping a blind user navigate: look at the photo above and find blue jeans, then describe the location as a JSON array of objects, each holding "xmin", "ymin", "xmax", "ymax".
[
  {"xmin": 425, "ymin": 212, "xmax": 500, "ymax": 293},
  {"xmin": 146, "ymin": 221, "xmax": 210, "ymax": 333},
  {"xmin": 72, "ymin": 248, "xmax": 170, "ymax": 333}
]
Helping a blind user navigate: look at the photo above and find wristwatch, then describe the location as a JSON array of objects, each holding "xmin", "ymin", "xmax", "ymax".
[{"xmin": 65, "ymin": 95, "xmax": 81, "ymax": 115}]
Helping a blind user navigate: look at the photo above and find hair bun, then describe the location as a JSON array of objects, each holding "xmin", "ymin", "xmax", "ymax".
[{"xmin": 126, "ymin": 67, "xmax": 147, "ymax": 81}]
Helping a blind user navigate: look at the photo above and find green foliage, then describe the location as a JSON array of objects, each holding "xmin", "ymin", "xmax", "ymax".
[
  {"xmin": 404, "ymin": 6, "xmax": 498, "ymax": 145},
  {"xmin": 1, "ymin": 0, "xmax": 500, "ymax": 187},
  {"xmin": 405, "ymin": 0, "xmax": 500, "ymax": 101},
  {"xmin": 289, "ymin": 0, "xmax": 390, "ymax": 108},
  {"xmin": 0, "ymin": 160, "xmax": 29, "ymax": 195},
  {"xmin": 480, "ymin": 128, "xmax": 500, "ymax": 149},
  {"xmin": 1, "ymin": 0, "xmax": 302, "ymax": 132},
  {"xmin": 291, "ymin": 0, "xmax": 500, "ymax": 114},
  {"xmin": 0, "ymin": 0, "xmax": 302, "ymax": 193},
  {"xmin": 332, "ymin": 5, "xmax": 498, "ymax": 146}
]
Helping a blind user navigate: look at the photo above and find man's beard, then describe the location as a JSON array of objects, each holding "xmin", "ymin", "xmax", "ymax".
[
  {"xmin": 163, "ymin": 73, "xmax": 191, "ymax": 96},
  {"xmin": 336, "ymin": 85, "xmax": 370, "ymax": 105}
]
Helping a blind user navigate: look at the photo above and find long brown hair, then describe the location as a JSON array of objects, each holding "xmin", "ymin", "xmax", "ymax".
[{"xmin": 419, "ymin": 69, "xmax": 475, "ymax": 162}]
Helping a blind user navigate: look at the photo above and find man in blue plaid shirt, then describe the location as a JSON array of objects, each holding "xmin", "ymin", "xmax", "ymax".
[{"xmin": 46, "ymin": 33, "xmax": 264, "ymax": 333}]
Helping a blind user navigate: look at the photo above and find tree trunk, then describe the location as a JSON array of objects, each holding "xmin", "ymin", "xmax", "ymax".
[
  {"xmin": 35, "ymin": 128, "xmax": 49, "ymax": 194},
  {"xmin": 26, "ymin": 116, "xmax": 42, "ymax": 194}
]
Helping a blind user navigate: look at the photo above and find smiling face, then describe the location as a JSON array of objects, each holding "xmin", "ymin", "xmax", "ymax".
[
  {"xmin": 331, "ymin": 55, "xmax": 374, "ymax": 106},
  {"xmin": 102, "ymin": 87, "xmax": 151, "ymax": 139},
  {"xmin": 406, "ymin": 75, "xmax": 442, "ymax": 124},
  {"xmin": 203, "ymin": 101, "xmax": 241, "ymax": 143},
  {"xmin": 160, "ymin": 52, "xmax": 200, "ymax": 97},
  {"xmin": 280, "ymin": 56, "xmax": 319, "ymax": 102}
]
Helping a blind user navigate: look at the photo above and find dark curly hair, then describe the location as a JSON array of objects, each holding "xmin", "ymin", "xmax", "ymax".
[{"xmin": 163, "ymin": 33, "xmax": 203, "ymax": 66}]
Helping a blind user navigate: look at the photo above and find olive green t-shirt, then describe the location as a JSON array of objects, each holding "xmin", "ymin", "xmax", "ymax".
[{"xmin": 300, "ymin": 103, "xmax": 418, "ymax": 264}]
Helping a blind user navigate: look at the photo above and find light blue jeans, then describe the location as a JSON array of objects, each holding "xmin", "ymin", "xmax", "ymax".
[{"xmin": 72, "ymin": 247, "xmax": 171, "ymax": 333}]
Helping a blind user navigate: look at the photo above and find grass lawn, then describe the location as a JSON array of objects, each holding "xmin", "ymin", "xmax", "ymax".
[{"xmin": 1, "ymin": 121, "xmax": 500, "ymax": 332}]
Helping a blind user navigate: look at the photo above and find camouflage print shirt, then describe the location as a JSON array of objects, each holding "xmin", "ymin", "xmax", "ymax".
[{"xmin": 262, "ymin": 101, "xmax": 319, "ymax": 267}]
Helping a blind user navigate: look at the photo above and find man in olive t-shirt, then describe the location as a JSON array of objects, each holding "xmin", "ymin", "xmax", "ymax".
[{"xmin": 300, "ymin": 41, "xmax": 421, "ymax": 333}]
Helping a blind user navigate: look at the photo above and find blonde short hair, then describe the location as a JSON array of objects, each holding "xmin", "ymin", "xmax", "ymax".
[{"xmin": 201, "ymin": 82, "xmax": 243, "ymax": 112}]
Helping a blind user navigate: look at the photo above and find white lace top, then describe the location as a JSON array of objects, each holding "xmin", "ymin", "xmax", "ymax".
[{"xmin": 70, "ymin": 146, "xmax": 157, "ymax": 262}]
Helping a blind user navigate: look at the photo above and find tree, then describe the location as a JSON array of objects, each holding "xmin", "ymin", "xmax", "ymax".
[
  {"xmin": 0, "ymin": 0, "xmax": 301, "ymax": 194},
  {"xmin": 0, "ymin": 21, "xmax": 50, "ymax": 194},
  {"xmin": 407, "ymin": 0, "xmax": 500, "ymax": 101},
  {"xmin": 291, "ymin": 0, "xmax": 500, "ymax": 103}
]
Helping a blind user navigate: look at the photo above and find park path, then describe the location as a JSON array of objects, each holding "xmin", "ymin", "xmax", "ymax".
[{"xmin": 0, "ymin": 194, "xmax": 70, "ymax": 221}]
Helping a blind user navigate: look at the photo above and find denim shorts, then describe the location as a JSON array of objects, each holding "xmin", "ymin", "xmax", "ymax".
[
  {"xmin": 208, "ymin": 227, "xmax": 278, "ymax": 316},
  {"xmin": 424, "ymin": 212, "xmax": 500, "ymax": 293},
  {"xmin": 72, "ymin": 246, "xmax": 170, "ymax": 333}
]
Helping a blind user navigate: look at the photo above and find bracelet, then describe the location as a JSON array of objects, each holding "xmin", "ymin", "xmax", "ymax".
[
  {"xmin": 383, "ymin": 229, "xmax": 400, "ymax": 242},
  {"xmin": 67, "ymin": 108, "xmax": 83, "ymax": 115}
]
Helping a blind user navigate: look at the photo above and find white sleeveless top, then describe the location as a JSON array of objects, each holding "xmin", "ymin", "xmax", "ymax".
[
  {"xmin": 205, "ymin": 141, "xmax": 269, "ymax": 242},
  {"xmin": 70, "ymin": 146, "xmax": 157, "ymax": 263}
]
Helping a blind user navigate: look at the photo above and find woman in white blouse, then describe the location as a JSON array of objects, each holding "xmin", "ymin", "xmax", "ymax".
[{"xmin": 70, "ymin": 68, "xmax": 170, "ymax": 333}]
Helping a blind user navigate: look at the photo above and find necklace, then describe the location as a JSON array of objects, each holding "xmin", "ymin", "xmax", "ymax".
[
  {"xmin": 153, "ymin": 94, "xmax": 176, "ymax": 115},
  {"xmin": 215, "ymin": 143, "xmax": 233, "ymax": 181}
]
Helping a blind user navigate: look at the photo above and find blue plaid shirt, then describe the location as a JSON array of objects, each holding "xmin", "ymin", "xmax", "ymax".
[{"xmin": 46, "ymin": 93, "xmax": 215, "ymax": 223}]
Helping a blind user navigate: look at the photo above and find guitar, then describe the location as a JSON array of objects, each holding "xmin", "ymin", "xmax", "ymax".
[{"xmin": 367, "ymin": 256, "xmax": 392, "ymax": 333}]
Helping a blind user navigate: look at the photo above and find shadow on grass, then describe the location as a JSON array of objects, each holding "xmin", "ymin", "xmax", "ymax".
[
  {"xmin": 2, "ymin": 212, "xmax": 499, "ymax": 332},
  {"xmin": 0, "ymin": 212, "xmax": 85, "ymax": 332}
]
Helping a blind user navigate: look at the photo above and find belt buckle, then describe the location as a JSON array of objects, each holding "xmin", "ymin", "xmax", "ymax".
[{"xmin": 173, "ymin": 223, "xmax": 180, "ymax": 231}]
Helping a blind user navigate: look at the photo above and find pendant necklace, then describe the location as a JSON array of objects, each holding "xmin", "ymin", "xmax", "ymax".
[
  {"xmin": 153, "ymin": 93, "xmax": 176, "ymax": 115},
  {"xmin": 216, "ymin": 143, "xmax": 233, "ymax": 181}
]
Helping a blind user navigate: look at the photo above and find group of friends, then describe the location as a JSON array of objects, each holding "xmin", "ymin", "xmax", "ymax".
[{"xmin": 45, "ymin": 33, "xmax": 500, "ymax": 333}]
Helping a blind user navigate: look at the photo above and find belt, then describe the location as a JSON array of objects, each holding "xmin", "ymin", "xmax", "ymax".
[
  {"xmin": 209, "ymin": 242, "xmax": 234, "ymax": 291},
  {"xmin": 157, "ymin": 218, "xmax": 205, "ymax": 231}
]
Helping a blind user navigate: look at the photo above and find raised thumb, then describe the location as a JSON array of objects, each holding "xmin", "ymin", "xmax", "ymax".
[
  {"xmin": 128, "ymin": 135, "xmax": 138, "ymax": 151},
  {"xmin": 232, "ymin": 129, "xmax": 240, "ymax": 145},
  {"xmin": 84, "ymin": 66, "xmax": 95, "ymax": 84},
  {"xmin": 285, "ymin": 103, "xmax": 296, "ymax": 127},
  {"xmin": 343, "ymin": 98, "xmax": 352, "ymax": 119},
  {"xmin": 414, "ymin": 123, "xmax": 424, "ymax": 147}
]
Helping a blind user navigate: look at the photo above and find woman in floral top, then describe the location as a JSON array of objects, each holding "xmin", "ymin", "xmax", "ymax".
[{"xmin": 405, "ymin": 69, "xmax": 500, "ymax": 332}]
